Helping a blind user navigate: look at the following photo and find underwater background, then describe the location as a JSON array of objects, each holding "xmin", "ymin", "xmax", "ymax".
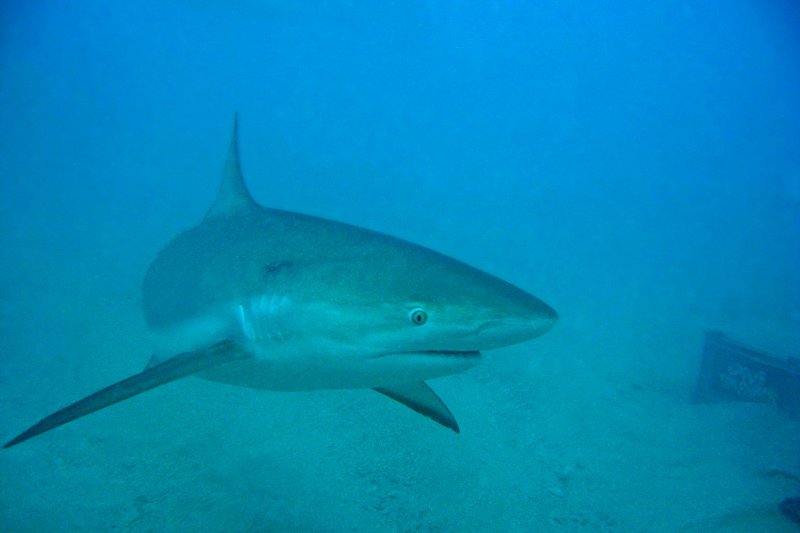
[{"xmin": 1, "ymin": 1, "xmax": 799, "ymax": 531}]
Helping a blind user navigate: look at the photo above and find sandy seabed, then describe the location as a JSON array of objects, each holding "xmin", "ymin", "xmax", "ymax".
[{"xmin": 1, "ymin": 295, "xmax": 798, "ymax": 533}]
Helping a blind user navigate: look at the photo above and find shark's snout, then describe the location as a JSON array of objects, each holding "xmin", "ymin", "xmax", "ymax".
[
  {"xmin": 473, "ymin": 291, "xmax": 557, "ymax": 350},
  {"xmin": 520, "ymin": 292, "xmax": 558, "ymax": 340},
  {"xmin": 527, "ymin": 298, "xmax": 558, "ymax": 335}
]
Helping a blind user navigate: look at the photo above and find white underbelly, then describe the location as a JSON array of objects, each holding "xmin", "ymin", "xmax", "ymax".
[
  {"xmin": 149, "ymin": 297, "xmax": 479, "ymax": 391},
  {"xmin": 197, "ymin": 351, "xmax": 479, "ymax": 391}
]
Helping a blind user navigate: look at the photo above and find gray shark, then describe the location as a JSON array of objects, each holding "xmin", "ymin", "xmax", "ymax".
[{"xmin": 4, "ymin": 115, "xmax": 557, "ymax": 448}]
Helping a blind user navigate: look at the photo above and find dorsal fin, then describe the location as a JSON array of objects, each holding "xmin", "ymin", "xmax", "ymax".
[{"xmin": 205, "ymin": 113, "xmax": 258, "ymax": 219}]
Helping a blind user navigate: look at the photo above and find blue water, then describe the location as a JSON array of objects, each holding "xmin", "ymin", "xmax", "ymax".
[{"xmin": 2, "ymin": 1, "xmax": 799, "ymax": 531}]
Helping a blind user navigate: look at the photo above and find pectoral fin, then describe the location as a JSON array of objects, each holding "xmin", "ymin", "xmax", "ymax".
[
  {"xmin": 374, "ymin": 381, "xmax": 460, "ymax": 433},
  {"xmin": 4, "ymin": 340, "xmax": 248, "ymax": 448}
]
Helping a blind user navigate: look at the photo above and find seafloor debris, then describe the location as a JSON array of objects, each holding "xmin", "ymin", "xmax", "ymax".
[
  {"xmin": 720, "ymin": 363, "xmax": 777, "ymax": 404},
  {"xmin": 780, "ymin": 497, "xmax": 800, "ymax": 524}
]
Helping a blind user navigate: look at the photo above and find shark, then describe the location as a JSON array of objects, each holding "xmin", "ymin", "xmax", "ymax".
[{"xmin": 4, "ymin": 115, "xmax": 557, "ymax": 448}]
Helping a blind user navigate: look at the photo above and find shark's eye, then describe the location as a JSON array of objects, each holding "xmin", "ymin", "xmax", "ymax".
[{"xmin": 409, "ymin": 308, "xmax": 428, "ymax": 326}]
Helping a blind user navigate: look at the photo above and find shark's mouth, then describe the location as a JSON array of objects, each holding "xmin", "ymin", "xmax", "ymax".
[{"xmin": 375, "ymin": 350, "xmax": 481, "ymax": 358}]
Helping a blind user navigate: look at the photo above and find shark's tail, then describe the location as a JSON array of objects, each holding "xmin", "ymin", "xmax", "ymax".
[{"xmin": 4, "ymin": 340, "xmax": 247, "ymax": 448}]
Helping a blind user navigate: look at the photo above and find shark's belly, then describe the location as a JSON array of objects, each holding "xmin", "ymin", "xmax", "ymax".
[
  {"xmin": 195, "ymin": 351, "xmax": 479, "ymax": 391},
  {"xmin": 149, "ymin": 296, "xmax": 481, "ymax": 391},
  {"xmin": 148, "ymin": 313, "xmax": 479, "ymax": 390}
]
